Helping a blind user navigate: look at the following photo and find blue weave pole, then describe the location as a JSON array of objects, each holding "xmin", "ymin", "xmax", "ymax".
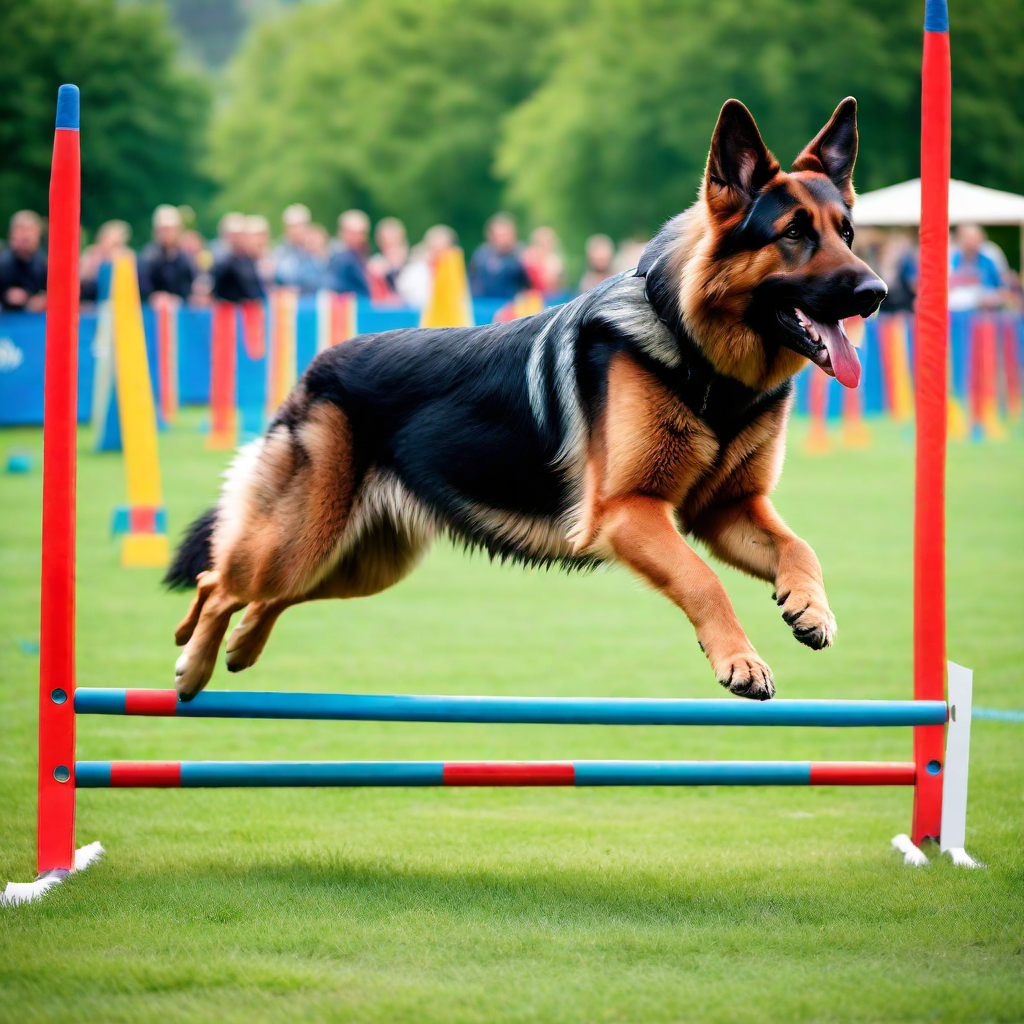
[{"xmin": 73, "ymin": 688, "xmax": 949, "ymax": 727}]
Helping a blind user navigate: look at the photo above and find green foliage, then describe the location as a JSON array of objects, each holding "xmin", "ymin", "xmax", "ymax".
[
  {"xmin": 499, "ymin": 0, "xmax": 1024, "ymax": 253},
  {"xmin": 210, "ymin": 0, "xmax": 572, "ymax": 245},
  {"xmin": 212, "ymin": 0, "xmax": 1023, "ymax": 256},
  {"xmin": 166, "ymin": 0, "xmax": 248, "ymax": 70},
  {"xmin": 0, "ymin": 0, "xmax": 212, "ymax": 243}
]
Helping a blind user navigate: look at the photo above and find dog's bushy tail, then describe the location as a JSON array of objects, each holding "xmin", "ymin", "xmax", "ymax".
[{"xmin": 163, "ymin": 507, "xmax": 217, "ymax": 590}]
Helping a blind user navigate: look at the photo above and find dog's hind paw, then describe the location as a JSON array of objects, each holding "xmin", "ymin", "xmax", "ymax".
[
  {"xmin": 174, "ymin": 650, "xmax": 214, "ymax": 702},
  {"xmin": 716, "ymin": 653, "xmax": 775, "ymax": 700}
]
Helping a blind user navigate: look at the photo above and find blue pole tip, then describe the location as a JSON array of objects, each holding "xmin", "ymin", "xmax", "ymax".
[
  {"xmin": 55, "ymin": 84, "xmax": 80, "ymax": 131},
  {"xmin": 924, "ymin": 0, "xmax": 949, "ymax": 33}
]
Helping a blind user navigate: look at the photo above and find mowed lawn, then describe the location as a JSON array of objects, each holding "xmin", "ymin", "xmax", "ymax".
[{"xmin": 1, "ymin": 410, "xmax": 1022, "ymax": 1024}]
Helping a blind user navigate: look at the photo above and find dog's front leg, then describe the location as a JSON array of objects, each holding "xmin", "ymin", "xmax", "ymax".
[
  {"xmin": 692, "ymin": 494, "xmax": 836, "ymax": 650},
  {"xmin": 602, "ymin": 494, "xmax": 774, "ymax": 699}
]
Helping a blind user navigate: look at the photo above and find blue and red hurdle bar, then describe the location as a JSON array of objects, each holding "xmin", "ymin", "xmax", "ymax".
[
  {"xmin": 67, "ymin": 688, "xmax": 946, "ymax": 791},
  {"xmin": 1, "ymin": 1, "xmax": 981, "ymax": 906}
]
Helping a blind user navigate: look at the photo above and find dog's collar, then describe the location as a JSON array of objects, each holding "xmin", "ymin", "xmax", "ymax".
[{"xmin": 639, "ymin": 280, "xmax": 789, "ymax": 441}]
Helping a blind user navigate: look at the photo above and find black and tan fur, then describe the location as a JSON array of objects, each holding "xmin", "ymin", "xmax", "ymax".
[{"xmin": 167, "ymin": 98, "xmax": 886, "ymax": 701}]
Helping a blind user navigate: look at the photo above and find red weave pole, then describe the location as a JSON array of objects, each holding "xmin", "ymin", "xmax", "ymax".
[
  {"xmin": 979, "ymin": 317, "xmax": 999, "ymax": 431},
  {"xmin": 240, "ymin": 299, "xmax": 266, "ymax": 360},
  {"xmin": 155, "ymin": 295, "xmax": 178, "ymax": 425},
  {"xmin": 209, "ymin": 302, "xmax": 237, "ymax": 446},
  {"xmin": 37, "ymin": 86, "xmax": 81, "ymax": 873},
  {"xmin": 968, "ymin": 318, "xmax": 983, "ymax": 428},
  {"xmin": 912, "ymin": 0, "xmax": 950, "ymax": 844}
]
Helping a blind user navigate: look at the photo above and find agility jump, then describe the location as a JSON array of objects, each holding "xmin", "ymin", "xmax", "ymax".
[{"xmin": 2, "ymin": 0, "xmax": 981, "ymax": 907}]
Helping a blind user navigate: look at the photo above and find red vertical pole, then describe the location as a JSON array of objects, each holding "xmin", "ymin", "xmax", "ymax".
[
  {"xmin": 240, "ymin": 299, "xmax": 266, "ymax": 359},
  {"xmin": 155, "ymin": 294, "xmax": 179, "ymax": 425},
  {"xmin": 208, "ymin": 301, "xmax": 237, "ymax": 449},
  {"xmin": 968, "ymin": 318, "xmax": 983, "ymax": 431},
  {"xmin": 912, "ymin": 0, "xmax": 950, "ymax": 844},
  {"xmin": 37, "ymin": 85, "xmax": 81, "ymax": 873}
]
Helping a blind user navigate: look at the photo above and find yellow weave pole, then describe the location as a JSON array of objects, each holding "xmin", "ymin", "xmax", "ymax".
[{"xmin": 110, "ymin": 255, "xmax": 169, "ymax": 567}]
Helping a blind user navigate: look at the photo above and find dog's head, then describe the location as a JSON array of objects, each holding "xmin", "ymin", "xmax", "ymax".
[{"xmin": 640, "ymin": 98, "xmax": 886, "ymax": 390}]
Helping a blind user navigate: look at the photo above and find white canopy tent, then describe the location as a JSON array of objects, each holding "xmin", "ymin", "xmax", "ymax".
[
  {"xmin": 853, "ymin": 178, "xmax": 1024, "ymax": 226},
  {"xmin": 853, "ymin": 178, "xmax": 1024, "ymax": 265}
]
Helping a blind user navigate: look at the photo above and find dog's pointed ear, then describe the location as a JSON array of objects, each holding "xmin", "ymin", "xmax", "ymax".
[
  {"xmin": 792, "ymin": 97, "xmax": 858, "ymax": 206},
  {"xmin": 704, "ymin": 100, "xmax": 780, "ymax": 213}
]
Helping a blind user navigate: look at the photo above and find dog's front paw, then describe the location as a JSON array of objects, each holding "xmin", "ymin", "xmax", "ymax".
[
  {"xmin": 714, "ymin": 651, "xmax": 775, "ymax": 700},
  {"xmin": 775, "ymin": 587, "xmax": 836, "ymax": 650}
]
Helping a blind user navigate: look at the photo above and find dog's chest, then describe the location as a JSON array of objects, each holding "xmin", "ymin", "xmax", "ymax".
[
  {"xmin": 602, "ymin": 353, "xmax": 722, "ymax": 504},
  {"xmin": 601, "ymin": 351, "xmax": 785, "ymax": 513}
]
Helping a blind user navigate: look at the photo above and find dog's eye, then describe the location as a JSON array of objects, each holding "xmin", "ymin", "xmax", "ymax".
[
  {"xmin": 783, "ymin": 223, "xmax": 802, "ymax": 240},
  {"xmin": 842, "ymin": 227, "xmax": 854, "ymax": 246}
]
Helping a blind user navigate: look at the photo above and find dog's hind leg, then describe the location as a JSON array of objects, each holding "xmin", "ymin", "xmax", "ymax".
[
  {"xmin": 174, "ymin": 399, "xmax": 359, "ymax": 698},
  {"xmin": 224, "ymin": 509, "xmax": 433, "ymax": 674},
  {"xmin": 174, "ymin": 571, "xmax": 245, "ymax": 696},
  {"xmin": 224, "ymin": 599, "xmax": 292, "ymax": 673},
  {"xmin": 174, "ymin": 570, "xmax": 217, "ymax": 646}
]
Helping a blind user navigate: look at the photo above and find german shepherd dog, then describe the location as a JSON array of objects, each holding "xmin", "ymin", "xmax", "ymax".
[{"xmin": 167, "ymin": 98, "xmax": 886, "ymax": 702}]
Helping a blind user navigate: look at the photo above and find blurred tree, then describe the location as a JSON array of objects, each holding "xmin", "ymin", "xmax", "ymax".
[
  {"xmin": 166, "ymin": 0, "xmax": 247, "ymax": 70},
  {"xmin": 211, "ymin": 0, "xmax": 573, "ymax": 245},
  {"xmin": 0, "ymin": 0, "xmax": 212, "ymax": 243},
  {"xmin": 498, "ymin": 0, "xmax": 1024, "ymax": 256}
]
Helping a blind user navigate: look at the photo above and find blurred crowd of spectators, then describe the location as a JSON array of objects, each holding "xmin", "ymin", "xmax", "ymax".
[
  {"xmin": 854, "ymin": 224, "xmax": 1022, "ymax": 314},
  {"xmin": 0, "ymin": 204, "xmax": 640, "ymax": 314},
  {"xmin": 1, "ymin": 202, "xmax": 1020, "ymax": 316}
]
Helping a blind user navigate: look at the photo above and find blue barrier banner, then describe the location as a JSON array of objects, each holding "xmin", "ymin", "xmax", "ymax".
[{"xmin": 1, "ymin": 299, "xmax": 1021, "ymax": 428}]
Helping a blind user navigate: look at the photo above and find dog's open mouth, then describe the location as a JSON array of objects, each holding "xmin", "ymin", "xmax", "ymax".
[{"xmin": 791, "ymin": 308, "xmax": 861, "ymax": 388}]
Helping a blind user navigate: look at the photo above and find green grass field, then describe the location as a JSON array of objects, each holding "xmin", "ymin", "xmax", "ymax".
[{"xmin": 1, "ymin": 412, "xmax": 1022, "ymax": 1024}]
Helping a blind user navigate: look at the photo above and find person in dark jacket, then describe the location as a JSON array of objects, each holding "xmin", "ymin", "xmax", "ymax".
[
  {"xmin": 327, "ymin": 209, "xmax": 371, "ymax": 297},
  {"xmin": 212, "ymin": 212, "xmax": 265, "ymax": 303},
  {"xmin": 0, "ymin": 210, "xmax": 47, "ymax": 311},
  {"xmin": 138, "ymin": 205, "xmax": 194, "ymax": 302},
  {"xmin": 468, "ymin": 213, "xmax": 531, "ymax": 300}
]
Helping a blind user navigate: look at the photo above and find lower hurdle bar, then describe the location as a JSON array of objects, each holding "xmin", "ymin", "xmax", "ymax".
[{"xmin": 75, "ymin": 760, "xmax": 917, "ymax": 788}]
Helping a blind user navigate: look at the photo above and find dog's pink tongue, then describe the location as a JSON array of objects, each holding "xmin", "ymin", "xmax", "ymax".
[{"xmin": 815, "ymin": 319, "xmax": 861, "ymax": 388}]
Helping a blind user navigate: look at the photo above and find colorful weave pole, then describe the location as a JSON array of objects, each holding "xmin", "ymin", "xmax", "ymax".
[
  {"xmin": 969, "ymin": 315, "xmax": 1007, "ymax": 440},
  {"xmin": 841, "ymin": 318, "xmax": 872, "ymax": 447},
  {"xmin": 316, "ymin": 290, "xmax": 358, "ymax": 352},
  {"xmin": 89, "ymin": 263, "xmax": 118, "ymax": 451},
  {"xmin": 912, "ymin": 0, "xmax": 951, "ymax": 846},
  {"xmin": 267, "ymin": 287, "xmax": 298, "ymax": 414},
  {"xmin": 207, "ymin": 301, "xmax": 238, "ymax": 449},
  {"xmin": 804, "ymin": 365, "xmax": 832, "ymax": 453},
  {"xmin": 152, "ymin": 292, "xmax": 179, "ymax": 426},
  {"xmin": 881, "ymin": 313, "xmax": 915, "ymax": 423},
  {"xmin": 1002, "ymin": 315, "xmax": 1021, "ymax": 421},
  {"xmin": 237, "ymin": 298, "xmax": 268, "ymax": 440}
]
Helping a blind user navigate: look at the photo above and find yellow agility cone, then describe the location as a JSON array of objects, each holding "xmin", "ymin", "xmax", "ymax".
[
  {"xmin": 421, "ymin": 247, "xmax": 474, "ymax": 328},
  {"xmin": 109, "ymin": 255, "xmax": 169, "ymax": 568}
]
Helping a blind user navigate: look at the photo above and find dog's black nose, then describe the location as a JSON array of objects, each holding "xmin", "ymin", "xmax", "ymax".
[{"xmin": 854, "ymin": 278, "xmax": 887, "ymax": 317}]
